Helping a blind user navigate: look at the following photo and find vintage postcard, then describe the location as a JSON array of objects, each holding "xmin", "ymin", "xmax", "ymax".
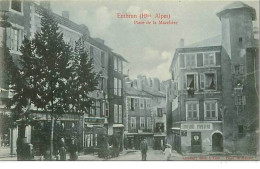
[{"xmin": 0, "ymin": 0, "xmax": 259, "ymax": 161}]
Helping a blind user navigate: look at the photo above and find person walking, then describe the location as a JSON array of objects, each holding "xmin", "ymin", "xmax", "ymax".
[
  {"xmin": 69, "ymin": 139, "xmax": 78, "ymax": 161},
  {"xmin": 163, "ymin": 144, "xmax": 172, "ymax": 161},
  {"xmin": 140, "ymin": 138, "xmax": 148, "ymax": 161}
]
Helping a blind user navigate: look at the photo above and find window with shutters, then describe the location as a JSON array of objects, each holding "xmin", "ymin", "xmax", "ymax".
[
  {"xmin": 185, "ymin": 53, "xmax": 196, "ymax": 68},
  {"xmin": 186, "ymin": 101, "xmax": 199, "ymax": 121},
  {"xmin": 184, "ymin": 74, "xmax": 198, "ymax": 90},
  {"xmin": 204, "ymin": 101, "xmax": 218, "ymax": 120},
  {"xmin": 7, "ymin": 27, "xmax": 23, "ymax": 52},
  {"xmin": 131, "ymin": 117, "xmax": 136, "ymax": 129},
  {"xmin": 203, "ymin": 52, "xmax": 215, "ymax": 66},
  {"xmin": 204, "ymin": 73, "xmax": 216, "ymax": 90},
  {"xmin": 147, "ymin": 117, "xmax": 152, "ymax": 129}
]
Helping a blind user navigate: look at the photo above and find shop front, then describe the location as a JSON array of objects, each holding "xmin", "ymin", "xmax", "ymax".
[
  {"xmin": 179, "ymin": 122, "xmax": 223, "ymax": 154},
  {"xmin": 84, "ymin": 117, "xmax": 107, "ymax": 154},
  {"xmin": 125, "ymin": 132, "xmax": 154, "ymax": 150},
  {"xmin": 112, "ymin": 124, "xmax": 124, "ymax": 151}
]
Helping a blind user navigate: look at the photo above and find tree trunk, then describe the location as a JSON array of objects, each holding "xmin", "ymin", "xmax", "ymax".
[{"xmin": 50, "ymin": 116, "xmax": 54, "ymax": 160}]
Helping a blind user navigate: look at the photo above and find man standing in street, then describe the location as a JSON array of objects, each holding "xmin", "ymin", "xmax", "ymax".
[{"xmin": 140, "ymin": 138, "xmax": 148, "ymax": 161}]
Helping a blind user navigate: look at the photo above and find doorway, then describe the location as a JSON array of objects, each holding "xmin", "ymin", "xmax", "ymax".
[
  {"xmin": 191, "ymin": 132, "xmax": 202, "ymax": 153},
  {"xmin": 212, "ymin": 133, "xmax": 223, "ymax": 152}
]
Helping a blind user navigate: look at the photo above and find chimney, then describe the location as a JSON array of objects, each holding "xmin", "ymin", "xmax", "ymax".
[
  {"xmin": 62, "ymin": 11, "xmax": 69, "ymax": 20},
  {"xmin": 179, "ymin": 38, "xmax": 184, "ymax": 48},
  {"xmin": 40, "ymin": 1, "xmax": 51, "ymax": 11}
]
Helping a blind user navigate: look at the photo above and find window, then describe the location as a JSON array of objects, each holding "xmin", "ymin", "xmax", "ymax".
[
  {"xmin": 185, "ymin": 54, "xmax": 196, "ymax": 67},
  {"xmin": 139, "ymin": 99, "xmax": 144, "ymax": 109},
  {"xmin": 114, "ymin": 56, "xmax": 118, "ymax": 71},
  {"xmin": 186, "ymin": 102, "xmax": 199, "ymax": 121},
  {"xmin": 234, "ymin": 87, "xmax": 243, "ymax": 95},
  {"xmin": 156, "ymin": 123, "xmax": 164, "ymax": 132},
  {"xmin": 134, "ymin": 98, "xmax": 138, "ymax": 109},
  {"xmin": 146, "ymin": 99, "xmax": 151, "ymax": 109},
  {"xmin": 7, "ymin": 27, "xmax": 23, "ymax": 52},
  {"xmin": 90, "ymin": 46, "xmax": 93, "ymax": 57},
  {"xmin": 204, "ymin": 101, "xmax": 218, "ymax": 120},
  {"xmin": 204, "ymin": 73, "xmax": 216, "ymax": 90},
  {"xmin": 114, "ymin": 78, "xmax": 117, "ymax": 95},
  {"xmin": 203, "ymin": 53, "xmax": 215, "ymax": 66},
  {"xmin": 238, "ymin": 125, "xmax": 244, "ymax": 134},
  {"xmin": 157, "ymin": 108, "xmax": 163, "ymax": 117},
  {"xmin": 130, "ymin": 98, "xmax": 135, "ymax": 111},
  {"xmin": 118, "ymin": 79, "xmax": 122, "ymax": 96},
  {"xmin": 11, "ymin": 0, "xmax": 22, "ymax": 13},
  {"xmin": 101, "ymin": 51, "xmax": 105, "ymax": 68},
  {"xmin": 118, "ymin": 59, "xmax": 122, "ymax": 73},
  {"xmin": 114, "ymin": 104, "xmax": 118, "ymax": 123},
  {"xmin": 184, "ymin": 74, "xmax": 197, "ymax": 90},
  {"xmin": 130, "ymin": 117, "xmax": 136, "ymax": 129},
  {"xmin": 140, "ymin": 117, "xmax": 145, "ymax": 129},
  {"xmin": 231, "ymin": 64, "xmax": 244, "ymax": 75},
  {"xmin": 118, "ymin": 105, "xmax": 122, "ymax": 123},
  {"xmin": 105, "ymin": 102, "xmax": 109, "ymax": 117},
  {"xmin": 235, "ymin": 96, "xmax": 246, "ymax": 106},
  {"xmin": 147, "ymin": 117, "xmax": 152, "ymax": 129}
]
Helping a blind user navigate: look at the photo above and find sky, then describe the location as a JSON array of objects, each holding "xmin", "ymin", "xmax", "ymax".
[{"xmin": 49, "ymin": 0, "xmax": 259, "ymax": 81}]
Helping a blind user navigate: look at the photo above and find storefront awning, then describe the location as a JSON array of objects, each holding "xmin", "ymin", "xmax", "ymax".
[
  {"xmin": 113, "ymin": 124, "xmax": 124, "ymax": 128},
  {"xmin": 126, "ymin": 132, "xmax": 154, "ymax": 136},
  {"xmin": 86, "ymin": 124, "xmax": 103, "ymax": 128}
]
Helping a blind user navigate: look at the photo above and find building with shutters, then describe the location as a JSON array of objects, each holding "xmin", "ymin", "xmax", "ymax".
[
  {"xmin": 167, "ymin": 1, "xmax": 259, "ymax": 155},
  {"xmin": 0, "ymin": 0, "xmax": 127, "ymax": 155}
]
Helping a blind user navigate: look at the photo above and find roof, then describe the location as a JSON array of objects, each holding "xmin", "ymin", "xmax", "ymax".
[
  {"xmin": 112, "ymin": 52, "xmax": 129, "ymax": 63},
  {"xmin": 124, "ymin": 86, "xmax": 152, "ymax": 98},
  {"xmin": 142, "ymin": 88, "xmax": 166, "ymax": 98},
  {"xmin": 183, "ymin": 35, "xmax": 221, "ymax": 48},
  {"xmin": 216, "ymin": 1, "xmax": 256, "ymax": 20}
]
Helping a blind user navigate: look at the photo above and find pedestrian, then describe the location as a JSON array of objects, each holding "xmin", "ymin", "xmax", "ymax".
[
  {"xmin": 59, "ymin": 138, "xmax": 67, "ymax": 161},
  {"xmin": 140, "ymin": 138, "xmax": 148, "ymax": 161},
  {"xmin": 163, "ymin": 144, "xmax": 172, "ymax": 161},
  {"xmin": 69, "ymin": 139, "xmax": 78, "ymax": 161}
]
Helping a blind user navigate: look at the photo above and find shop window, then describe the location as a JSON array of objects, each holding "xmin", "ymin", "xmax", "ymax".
[{"xmin": 186, "ymin": 102, "xmax": 199, "ymax": 121}]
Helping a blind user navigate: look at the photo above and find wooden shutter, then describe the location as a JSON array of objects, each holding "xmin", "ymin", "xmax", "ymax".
[
  {"xmin": 200, "ymin": 74, "xmax": 205, "ymax": 89},
  {"xmin": 183, "ymin": 76, "xmax": 187, "ymax": 90},
  {"xmin": 194, "ymin": 74, "xmax": 198, "ymax": 90}
]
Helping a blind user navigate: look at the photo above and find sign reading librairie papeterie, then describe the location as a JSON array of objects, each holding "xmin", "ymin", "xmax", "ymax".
[{"xmin": 181, "ymin": 123, "xmax": 212, "ymax": 130}]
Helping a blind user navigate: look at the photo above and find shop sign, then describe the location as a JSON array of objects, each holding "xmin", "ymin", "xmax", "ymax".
[
  {"xmin": 181, "ymin": 123, "xmax": 212, "ymax": 130},
  {"xmin": 85, "ymin": 117, "xmax": 105, "ymax": 124}
]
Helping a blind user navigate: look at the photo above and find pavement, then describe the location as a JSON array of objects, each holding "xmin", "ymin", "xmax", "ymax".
[{"xmin": 1, "ymin": 147, "xmax": 258, "ymax": 161}]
